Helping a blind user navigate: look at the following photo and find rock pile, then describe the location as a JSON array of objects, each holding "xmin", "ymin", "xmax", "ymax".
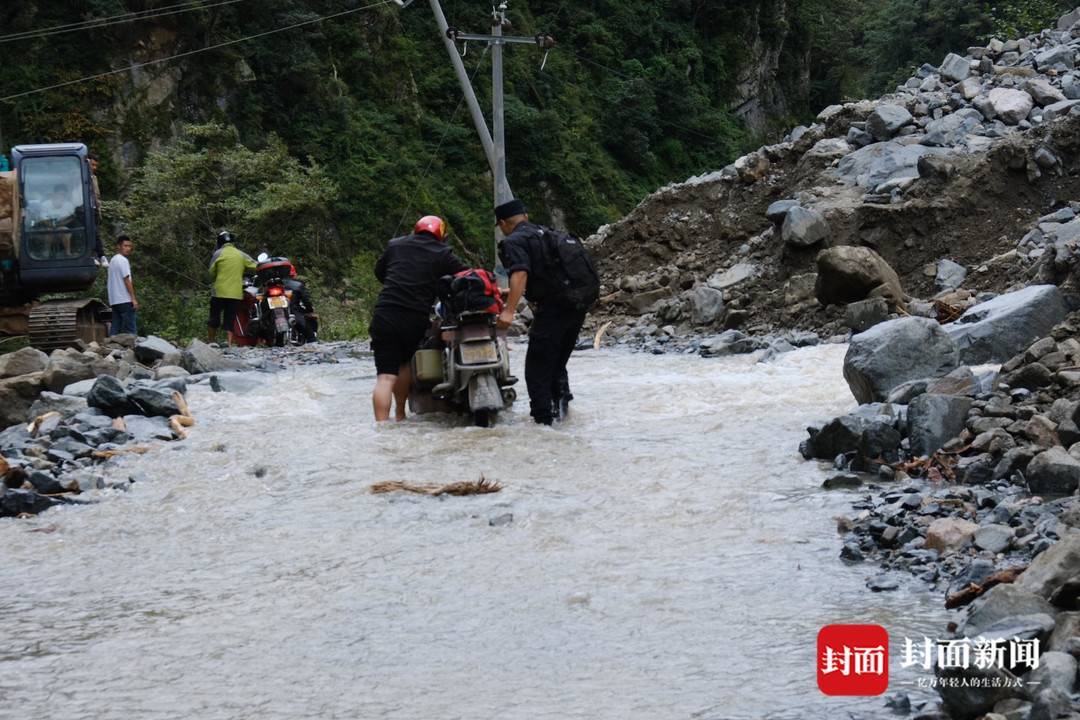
[{"xmin": 0, "ymin": 335, "xmax": 247, "ymax": 517}]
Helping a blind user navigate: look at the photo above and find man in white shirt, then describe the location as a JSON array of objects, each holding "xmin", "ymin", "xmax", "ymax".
[{"xmin": 107, "ymin": 235, "xmax": 138, "ymax": 336}]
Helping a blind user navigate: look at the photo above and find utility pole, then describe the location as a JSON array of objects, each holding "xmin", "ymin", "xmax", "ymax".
[{"xmin": 397, "ymin": 0, "xmax": 554, "ymax": 269}]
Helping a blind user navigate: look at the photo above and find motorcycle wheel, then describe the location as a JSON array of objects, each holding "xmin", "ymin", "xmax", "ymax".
[
  {"xmin": 273, "ymin": 331, "xmax": 287, "ymax": 347},
  {"xmin": 472, "ymin": 409, "xmax": 493, "ymax": 428}
]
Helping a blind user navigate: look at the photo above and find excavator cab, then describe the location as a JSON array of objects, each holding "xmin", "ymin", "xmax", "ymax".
[
  {"xmin": 0, "ymin": 143, "xmax": 109, "ymax": 350},
  {"xmin": 12, "ymin": 144, "xmax": 98, "ymax": 294}
]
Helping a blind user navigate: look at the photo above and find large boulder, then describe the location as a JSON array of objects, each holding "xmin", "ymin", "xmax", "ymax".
[
  {"xmin": 908, "ymin": 394, "xmax": 973, "ymax": 457},
  {"xmin": 986, "ymin": 88, "xmax": 1034, "ymax": 125},
  {"xmin": 815, "ymin": 246, "xmax": 905, "ymax": 309},
  {"xmin": 781, "ymin": 206, "xmax": 830, "ymax": 247},
  {"xmin": 1027, "ymin": 447, "xmax": 1080, "ymax": 496},
  {"xmin": 1017, "ymin": 534, "xmax": 1080, "ymax": 599},
  {"xmin": 963, "ymin": 584, "xmax": 1056, "ymax": 636},
  {"xmin": 688, "ymin": 286, "xmax": 725, "ymax": 325},
  {"xmin": 41, "ymin": 352, "xmax": 97, "ymax": 393},
  {"xmin": 27, "ymin": 392, "xmax": 87, "ymax": 420},
  {"xmin": 1025, "ymin": 77, "xmax": 1067, "ymax": 107},
  {"xmin": 922, "ymin": 111, "xmax": 982, "ymax": 147},
  {"xmin": 843, "ymin": 317, "xmax": 960, "ymax": 404},
  {"xmin": 834, "ymin": 139, "xmax": 949, "ymax": 189},
  {"xmin": 1035, "ymin": 45, "xmax": 1075, "ymax": 71},
  {"xmin": 866, "ymin": 104, "xmax": 913, "ymax": 140},
  {"xmin": 86, "ymin": 376, "xmax": 137, "ymax": 418},
  {"xmin": 134, "ymin": 336, "xmax": 180, "ymax": 365},
  {"xmin": 940, "ymin": 52, "xmax": 972, "ymax": 83},
  {"xmin": 127, "ymin": 386, "xmax": 181, "ymax": 418},
  {"xmin": 0, "ymin": 372, "xmax": 44, "ymax": 428},
  {"xmin": 925, "ymin": 517, "xmax": 979, "ymax": 554},
  {"xmin": 181, "ymin": 339, "xmax": 240, "ymax": 374},
  {"xmin": 0, "ymin": 347, "xmax": 48, "ymax": 378},
  {"xmin": 801, "ymin": 408, "xmax": 902, "ymax": 461},
  {"xmin": 945, "ymin": 285, "xmax": 1067, "ymax": 364}
]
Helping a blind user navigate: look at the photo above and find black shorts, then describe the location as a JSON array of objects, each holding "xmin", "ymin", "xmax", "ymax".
[
  {"xmin": 369, "ymin": 307, "xmax": 430, "ymax": 376},
  {"xmin": 208, "ymin": 297, "xmax": 240, "ymax": 330}
]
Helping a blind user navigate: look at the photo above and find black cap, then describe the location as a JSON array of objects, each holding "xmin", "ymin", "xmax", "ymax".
[{"xmin": 495, "ymin": 199, "xmax": 526, "ymax": 222}]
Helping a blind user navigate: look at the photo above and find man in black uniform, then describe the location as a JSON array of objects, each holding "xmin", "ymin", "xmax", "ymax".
[
  {"xmin": 495, "ymin": 199, "xmax": 587, "ymax": 425},
  {"xmin": 371, "ymin": 215, "xmax": 467, "ymax": 422}
]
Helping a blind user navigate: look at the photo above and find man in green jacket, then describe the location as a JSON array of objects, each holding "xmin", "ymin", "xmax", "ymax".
[{"xmin": 208, "ymin": 230, "xmax": 257, "ymax": 345}]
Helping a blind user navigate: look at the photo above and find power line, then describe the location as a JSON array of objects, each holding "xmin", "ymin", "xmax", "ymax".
[
  {"xmin": 0, "ymin": 0, "xmax": 246, "ymax": 44},
  {"xmin": 0, "ymin": 0, "xmax": 393, "ymax": 103}
]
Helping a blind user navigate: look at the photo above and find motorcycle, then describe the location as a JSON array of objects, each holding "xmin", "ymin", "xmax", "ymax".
[
  {"xmin": 409, "ymin": 270, "xmax": 516, "ymax": 427},
  {"xmin": 233, "ymin": 255, "xmax": 318, "ymax": 347}
]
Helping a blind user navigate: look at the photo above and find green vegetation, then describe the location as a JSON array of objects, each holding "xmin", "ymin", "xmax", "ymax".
[{"xmin": 0, "ymin": 0, "xmax": 1075, "ymax": 340}]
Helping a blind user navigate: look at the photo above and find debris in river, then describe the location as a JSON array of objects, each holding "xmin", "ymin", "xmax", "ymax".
[
  {"xmin": 91, "ymin": 446, "xmax": 152, "ymax": 460},
  {"xmin": 944, "ymin": 565, "xmax": 1027, "ymax": 609},
  {"xmin": 371, "ymin": 475, "xmax": 503, "ymax": 496}
]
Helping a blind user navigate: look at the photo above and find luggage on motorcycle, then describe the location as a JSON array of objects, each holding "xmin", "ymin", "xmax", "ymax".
[
  {"xmin": 438, "ymin": 268, "xmax": 504, "ymax": 316},
  {"xmin": 411, "ymin": 348, "xmax": 444, "ymax": 387},
  {"xmin": 539, "ymin": 228, "xmax": 600, "ymax": 311}
]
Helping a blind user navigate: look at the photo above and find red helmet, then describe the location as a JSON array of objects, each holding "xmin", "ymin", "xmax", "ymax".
[
  {"xmin": 414, "ymin": 215, "xmax": 447, "ymax": 241},
  {"xmin": 289, "ymin": 263, "xmax": 297, "ymax": 278}
]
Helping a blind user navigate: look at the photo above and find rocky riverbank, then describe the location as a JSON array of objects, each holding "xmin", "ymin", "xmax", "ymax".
[{"xmin": 0, "ymin": 335, "xmax": 366, "ymax": 517}]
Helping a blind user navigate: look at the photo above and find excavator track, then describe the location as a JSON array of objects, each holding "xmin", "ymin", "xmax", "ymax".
[{"xmin": 27, "ymin": 298, "xmax": 111, "ymax": 352}]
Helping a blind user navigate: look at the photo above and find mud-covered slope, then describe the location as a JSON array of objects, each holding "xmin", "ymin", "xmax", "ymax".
[{"xmin": 586, "ymin": 8, "xmax": 1080, "ymax": 348}]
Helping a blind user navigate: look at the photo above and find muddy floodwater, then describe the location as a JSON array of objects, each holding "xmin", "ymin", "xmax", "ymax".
[{"xmin": 0, "ymin": 345, "xmax": 954, "ymax": 719}]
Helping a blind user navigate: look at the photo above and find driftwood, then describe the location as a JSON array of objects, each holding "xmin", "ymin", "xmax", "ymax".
[
  {"xmin": 945, "ymin": 566, "xmax": 1028, "ymax": 609},
  {"xmin": 173, "ymin": 390, "xmax": 191, "ymax": 419},
  {"xmin": 593, "ymin": 320, "xmax": 612, "ymax": 350},
  {"xmin": 934, "ymin": 299, "xmax": 965, "ymax": 324},
  {"xmin": 371, "ymin": 475, "xmax": 503, "ymax": 496},
  {"xmin": 894, "ymin": 445, "xmax": 973, "ymax": 483},
  {"xmin": 27, "ymin": 411, "xmax": 61, "ymax": 437},
  {"xmin": 91, "ymin": 446, "xmax": 152, "ymax": 460}
]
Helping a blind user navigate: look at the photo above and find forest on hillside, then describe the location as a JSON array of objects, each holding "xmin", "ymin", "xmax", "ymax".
[{"xmin": 0, "ymin": 0, "xmax": 1074, "ymax": 338}]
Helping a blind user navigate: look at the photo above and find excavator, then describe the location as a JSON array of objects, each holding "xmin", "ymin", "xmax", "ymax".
[{"xmin": 0, "ymin": 143, "xmax": 110, "ymax": 351}]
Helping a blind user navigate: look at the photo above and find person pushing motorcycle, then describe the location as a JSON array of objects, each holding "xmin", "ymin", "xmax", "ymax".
[{"xmin": 370, "ymin": 215, "xmax": 468, "ymax": 422}]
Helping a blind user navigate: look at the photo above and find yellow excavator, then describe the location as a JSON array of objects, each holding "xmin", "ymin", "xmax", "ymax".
[{"xmin": 0, "ymin": 143, "xmax": 110, "ymax": 351}]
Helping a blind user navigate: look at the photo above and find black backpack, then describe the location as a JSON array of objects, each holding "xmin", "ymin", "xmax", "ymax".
[{"xmin": 539, "ymin": 227, "xmax": 600, "ymax": 311}]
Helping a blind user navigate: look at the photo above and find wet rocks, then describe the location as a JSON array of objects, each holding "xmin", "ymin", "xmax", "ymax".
[
  {"xmin": 843, "ymin": 317, "xmax": 960, "ymax": 404},
  {"xmin": 86, "ymin": 376, "xmax": 138, "ymax": 418},
  {"xmin": 946, "ymin": 285, "xmax": 1067, "ymax": 364},
  {"xmin": 844, "ymin": 297, "xmax": 890, "ymax": 333}
]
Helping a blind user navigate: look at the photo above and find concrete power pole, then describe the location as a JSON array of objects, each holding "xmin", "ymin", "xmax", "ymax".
[{"xmin": 398, "ymin": 0, "xmax": 553, "ymax": 268}]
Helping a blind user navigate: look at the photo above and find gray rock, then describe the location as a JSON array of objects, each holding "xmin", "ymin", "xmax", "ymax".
[
  {"xmin": 0, "ymin": 488, "xmax": 60, "ymax": 517},
  {"xmin": 688, "ymin": 286, "xmax": 726, "ymax": 325},
  {"xmin": 86, "ymin": 376, "xmax": 137, "ymax": 418},
  {"xmin": 922, "ymin": 111, "xmax": 981, "ymax": 147},
  {"xmin": 940, "ymin": 52, "xmax": 972, "ymax": 83},
  {"xmin": 1030, "ymin": 688, "xmax": 1071, "ymax": 720},
  {"xmin": 120, "ymin": 415, "xmax": 175, "ymax": 443},
  {"xmin": 843, "ymin": 317, "xmax": 960, "ymax": 404},
  {"xmin": 946, "ymin": 285, "xmax": 1068, "ymax": 364},
  {"xmin": 699, "ymin": 330, "xmax": 762, "ymax": 358},
  {"xmin": 845, "ymin": 297, "xmax": 890, "ymax": 333},
  {"xmin": 802, "ymin": 412, "xmax": 901, "ymax": 461},
  {"xmin": 986, "ymin": 88, "xmax": 1035, "ymax": 125},
  {"xmin": 208, "ymin": 372, "xmax": 263, "ymax": 395},
  {"xmin": 154, "ymin": 365, "xmax": 191, "ymax": 381},
  {"xmin": 0, "ymin": 347, "xmax": 48, "ymax": 378},
  {"xmin": 927, "ymin": 366, "xmax": 977, "ymax": 396},
  {"xmin": 964, "ymin": 585, "xmax": 1052, "ymax": 639},
  {"xmin": 181, "ymin": 339, "xmax": 241, "ymax": 375},
  {"xmin": 1042, "ymin": 98, "xmax": 1080, "ymax": 122},
  {"xmin": 1026, "ymin": 652, "xmax": 1077, "ymax": 697},
  {"xmin": 815, "ymin": 245, "xmax": 904, "ymax": 308},
  {"xmin": 133, "ymin": 335, "xmax": 180, "ymax": 365},
  {"xmin": 1025, "ymin": 77, "xmax": 1067, "ymax": 106},
  {"xmin": 27, "ymin": 392, "xmax": 87, "ymax": 420},
  {"xmin": 765, "ymin": 200, "xmax": 798, "ymax": 224},
  {"xmin": 62, "ymin": 378, "xmax": 96, "ymax": 397},
  {"xmin": 781, "ymin": 206, "xmax": 830, "ymax": 247},
  {"xmin": 908, "ymin": 394, "xmax": 973, "ymax": 456},
  {"xmin": 1017, "ymin": 534, "xmax": 1080, "ymax": 599},
  {"xmin": 1035, "ymin": 45, "xmax": 1075, "ymax": 71},
  {"xmin": 976, "ymin": 614, "xmax": 1057, "ymax": 647},
  {"xmin": 0, "ymin": 372, "xmax": 44, "ymax": 428},
  {"xmin": 707, "ymin": 263, "xmax": 757, "ymax": 291},
  {"xmin": 867, "ymin": 104, "xmax": 913, "ymax": 140},
  {"xmin": 1058, "ymin": 7, "xmax": 1080, "ymax": 30},
  {"xmin": 1026, "ymin": 447, "xmax": 1080, "ymax": 496},
  {"xmin": 936, "ymin": 662, "xmax": 1024, "ymax": 719},
  {"xmin": 974, "ymin": 524, "xmax": 1014, "ymax": 554},
  {"xmin": 127, "ymin": 386, "xmax": 181, "ymax": 419},
  {"xmin": 834, "ymin": 140, "xmax": 949, "ymax": 189},
  {"xmin": 41, "ymin": 354, "xmax": 96, "ymax": 394},
  {"xmin": 936, "ymin": 259, "xmax": 968, "ymax": 291},
  {"xmin": 1063, "ymin": 73, "xmax": 1080, "ymax": 100}
]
